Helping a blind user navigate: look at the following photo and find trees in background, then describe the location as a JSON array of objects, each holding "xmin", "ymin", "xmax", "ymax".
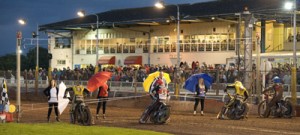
[{"xmin": 0, "ymin": 47, "xmax": 49, "ymax": 71}]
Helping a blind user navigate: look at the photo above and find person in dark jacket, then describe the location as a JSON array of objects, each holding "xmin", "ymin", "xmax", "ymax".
[
  {"xmin": 96, "ymin": 81, "xmax": 110, "ymax": 119},
  {"xmin": 43, "ymin": 80, "xmax": 60, "ymax": 122},
  {"xmin": 193, "ymin": 78, "xmax": 208, "ymax": 116}
]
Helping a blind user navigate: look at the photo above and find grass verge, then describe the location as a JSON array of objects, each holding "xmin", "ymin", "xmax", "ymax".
[{"xmin": 0, "ymin": 122, "xmax": 171, "ymax": 135}]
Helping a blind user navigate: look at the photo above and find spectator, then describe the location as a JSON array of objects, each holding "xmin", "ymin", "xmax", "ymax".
[
  {"xmin": 96, "ymin": 81, "xmax": 110, "ymax": 119},
  {"xmin": 43, "ymin": 80, "xmax": 60, "ymax": 122},
  {"xmin": 297, "ymin": 32, "xmax": 300, "ymax": 42},
  {"xmin": 193, "ymin": 78, "xmax": 208, "ymax": 116},
  {"xmin": 282, "ymin": 72, "xmax": 291, "ymax": 84}
]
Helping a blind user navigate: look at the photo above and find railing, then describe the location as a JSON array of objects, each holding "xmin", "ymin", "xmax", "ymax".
[
  {"xmin": 272, "ymin": 44, "xmax": 281, "ymax": 51},
  {"xmin": 3, "ymin": 78, "xmax": 300, "ymax": 101}
]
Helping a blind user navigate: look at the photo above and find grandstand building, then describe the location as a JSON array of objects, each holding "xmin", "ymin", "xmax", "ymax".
[{"xmin": 40, "ymin": 0, "xmax": 300, "ymax": 69}]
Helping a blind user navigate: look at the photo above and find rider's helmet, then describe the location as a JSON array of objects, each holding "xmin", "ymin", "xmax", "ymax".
[
  {"xmin": 272, "ymin": 76, "xmax": 281, "ymax": 84},
  {"xmin": 234, "ymin": 81, "xmax": 242, "ymax": 86}
]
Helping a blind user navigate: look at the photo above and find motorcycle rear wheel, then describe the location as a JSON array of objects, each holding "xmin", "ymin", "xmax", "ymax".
[
  {"xmin": 234, "ymin": 102, "xmax": 249, "ymax": 119},
  {"xmin": 282, "ymin": 101, "xmax": 293, "ymax": 118}
]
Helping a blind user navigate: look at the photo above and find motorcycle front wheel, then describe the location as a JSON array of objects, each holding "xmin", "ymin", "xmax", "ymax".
[
  {"xmin": 258, "ymin": 100, "xmax": 268, "ymax": 117},
  {"xmin": 76, "ymin": 105, "xmax": 92, "ymax": 126},
  {"xmin": 153, "ymin": 103, "xmax": 170, "ymax": 124},
  {"xmin": 139, "ymin": 106, "xmax": 151, "ymax": 124},
  {"xmin": 217, "ymin": 107, "xmax": 226, "ymax": 119},
  {"xmin": 80, "ymin": 105, "xmax": 92, "ymax": 126}
]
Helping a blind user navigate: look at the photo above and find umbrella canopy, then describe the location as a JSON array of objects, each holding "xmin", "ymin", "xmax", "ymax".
[
  {"xmin": 87, "ymin": 71, "xmax": 112, "ymax": 92},
  {"xmin": 143, "ymin": 71, "xmax": 171, "ymax": 92},
  {"xmin": 184, "ymin": 73, "xmax": 212, "ymax": 93},
  {"xmin": 58, "ymin": 82, "xmax": 69, "ymax": 115}
]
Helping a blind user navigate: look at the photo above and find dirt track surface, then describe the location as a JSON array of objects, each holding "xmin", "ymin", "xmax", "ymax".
[{"xmin": 15, "ymin": 98, "xmax": 300, "ymax": 135}]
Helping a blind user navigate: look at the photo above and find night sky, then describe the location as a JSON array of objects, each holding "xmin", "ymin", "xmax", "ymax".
[{"xmin": 0, "ymin": 0, "xmax": 214, "ymax": 56}]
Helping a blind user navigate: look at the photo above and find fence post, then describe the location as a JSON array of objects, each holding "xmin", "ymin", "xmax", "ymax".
[
  {"xmin": 174, "ymin": 69, "xmax": 181, "ymax": 100},
  {"xmin": 134, "ymin": 82, "xmax": 137, "ymax": 99},
  {"xmin": 25, "ymin": 70, "xmax": 28, "ymax": 94},
  {"xmin": 216, "ymin": 69, "xmax": 220, "ymax": 96}
]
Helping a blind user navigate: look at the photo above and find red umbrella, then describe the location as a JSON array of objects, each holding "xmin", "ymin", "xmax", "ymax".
[{"xmin": 87, "ymin": 71, "xmax": 112, "ymax": 92}]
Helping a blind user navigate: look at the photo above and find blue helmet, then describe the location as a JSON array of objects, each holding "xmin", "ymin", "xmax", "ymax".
[{"xmin": 272, "ymin": 76, "xmax": 281, "ymax": 83}]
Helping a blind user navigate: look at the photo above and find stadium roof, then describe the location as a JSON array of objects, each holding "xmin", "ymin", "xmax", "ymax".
[{"xmin": 40, "ymin": 0, "xmax": 300, "ymax": 31}]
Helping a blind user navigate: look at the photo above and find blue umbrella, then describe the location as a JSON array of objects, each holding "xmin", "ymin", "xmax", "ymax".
[{"xmin": 184, "ymin": 73, "xmax": 212, "ymax": 92}]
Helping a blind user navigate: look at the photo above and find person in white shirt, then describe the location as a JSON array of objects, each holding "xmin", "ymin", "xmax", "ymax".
[{"xmin": 43, "ymin": 80, "xmax": 60, "ymax": 122}]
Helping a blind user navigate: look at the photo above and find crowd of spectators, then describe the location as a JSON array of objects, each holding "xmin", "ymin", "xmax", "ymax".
[{"xmin": 0, "ymin": 61, "xmax": 295, "ymax": 87}]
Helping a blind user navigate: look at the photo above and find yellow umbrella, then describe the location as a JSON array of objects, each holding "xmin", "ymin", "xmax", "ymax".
[{"xmin": 143, "ymin": 71, "xmax": 171, "ymax": 92}]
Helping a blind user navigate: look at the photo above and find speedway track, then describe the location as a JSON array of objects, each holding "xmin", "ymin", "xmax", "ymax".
[{"xmin": 19, "ymin": 99, "xmax": 300, "ymax": 135}]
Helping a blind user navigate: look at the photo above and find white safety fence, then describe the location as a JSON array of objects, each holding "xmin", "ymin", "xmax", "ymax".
[{"xmin": 2, "ymin": 78, "xmax": 300, "ymax": 102}]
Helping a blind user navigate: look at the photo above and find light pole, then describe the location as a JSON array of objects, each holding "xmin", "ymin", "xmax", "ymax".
[
  {"xmin": 155, "ymin": 1, "xmax": 181, "ymax": 67},
  {"xmin": 155, "ymin": 1, "xmax": 181, "ymax": 98},
  {"xmin": 17, "ymin": 18, "xmax": 26, "ymax": 122},
  {"xmin": 34, "ymin": 24, "xmax": 39, "ymax": 95},
  {"xmin": 285, "ymin": 0, "xmax": 298, "ymax": 108},
  {"xmin": 77, "ymin": 10, "xmax": 100, "ymax": 73}
]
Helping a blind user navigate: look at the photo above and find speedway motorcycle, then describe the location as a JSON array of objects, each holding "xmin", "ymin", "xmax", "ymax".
[
  {"xmin": 139, "ymin": 88, "xmax": 171, "ymax": 124},
  {"xmin": 217, "ymin": 90, "xmax": 249, "ymax": 120},
  {"xmin": 258, "ymin": 92, "xmax": 293, "ymax": 118},
  {"xmin": 69, "ymin": 95, "xmax": 92, "ymax": 126}
]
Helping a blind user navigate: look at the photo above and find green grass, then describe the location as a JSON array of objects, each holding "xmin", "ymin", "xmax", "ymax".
[{"xmin": 0, "ymin": 123, "xmax": 171, "ymax": 135}]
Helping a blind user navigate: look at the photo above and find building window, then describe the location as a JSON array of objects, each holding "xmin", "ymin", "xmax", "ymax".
[
  {"xmin": 104, "ymin": 46, "xmax": 109, "ymax": 54},
  {"xmin": 198, "ymin": 43, "xmax": 205, "ymax": 51},
  {"xmin": 184, "ymin": 42, "xmax": 190, "ymax": 52},
  {"xmin": 153, "ymin": 45, "xmax": 157, "ymax": 53},
  {"xmin": 55, "ymin": 37, "xmax": 71, "ymax": 49},
  {"xmin": 191, "ymin": 40, "xmax": 197, "ymax": 52},
  {"xmin": 165, "ymin": 44, "xmax": 170, "ymax": 52},
  {"xmin": 171, "ymin": 43, "xmax": 176, "ymax": 52},
  {"xmin": 213, "ymin": 41, "xmax": 220, "ymax": 51},
  {"xmin": 143, "ymin": 42, "xmax": 149, "ymax": 53},
  {"xmin": 155, "ymin": 36, "xmax": 169, "ymax": 53},
  {"xmin": 110, "ymin": 44, "xmax": 116, "ymax": 53},
  {"xmin": 57, "ymin": 60, "xmax": 66, "ymax": 65},
  {"xmin": 86, "ymin": 40, "xmax": 92, "ymax": 54},
  {"xmin": 228, "ymin": 39, "xmax": 235, "ymax": 50},
  {"xmin": 117, "ymin": 43, "xmax": 122, "ymax": 53},
  {"xmin": 179, "ymin": 41, "xmax": 183, "ymax": 52},
  {"xmin": 158, "ymin": 44, "xmax": 164, "ymax": 53},
  {"xmin": 221, "ymin": 40, "xmax": 227, "ymax": 51},
  {"xmin": 206, "ymin": 41, "xmax": 212, "ymax": 51},
  {"xmin": 130, "ymin": 45, "xmax": 135, "ymax": 53},
  {"xmin": 92, "ymin": 45, "xmax": 96, "ymax": 54},
  {"xmin": 123, "ymin": 44, "xmax": 128, "ymax": 53}
]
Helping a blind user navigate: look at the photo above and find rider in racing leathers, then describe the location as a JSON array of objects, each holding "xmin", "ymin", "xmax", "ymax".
[
  {"xmin": 262, "ymin": 76, "xmax": 284, "ymax": 117},
  {"xmin": 65, "ymin": 84, "xmax": 90, "ymax": 122},
  {"xmin": 140, "ymin": 78, "xmax": 169, "ymax": 123},
  {"xmin": 218, "ymin": 77, "xmax": 249, "ymax": 119}
]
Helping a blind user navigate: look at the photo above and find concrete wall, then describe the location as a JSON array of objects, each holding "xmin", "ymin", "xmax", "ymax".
[{"xmin": 48, "ymin": 32, "xmax": 73, "ymax": 69}]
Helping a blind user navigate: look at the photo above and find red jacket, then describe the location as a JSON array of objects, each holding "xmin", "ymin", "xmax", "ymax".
[{"xmin": 98, "ymin": 83, "xmax": 109, "ymax": 97}]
